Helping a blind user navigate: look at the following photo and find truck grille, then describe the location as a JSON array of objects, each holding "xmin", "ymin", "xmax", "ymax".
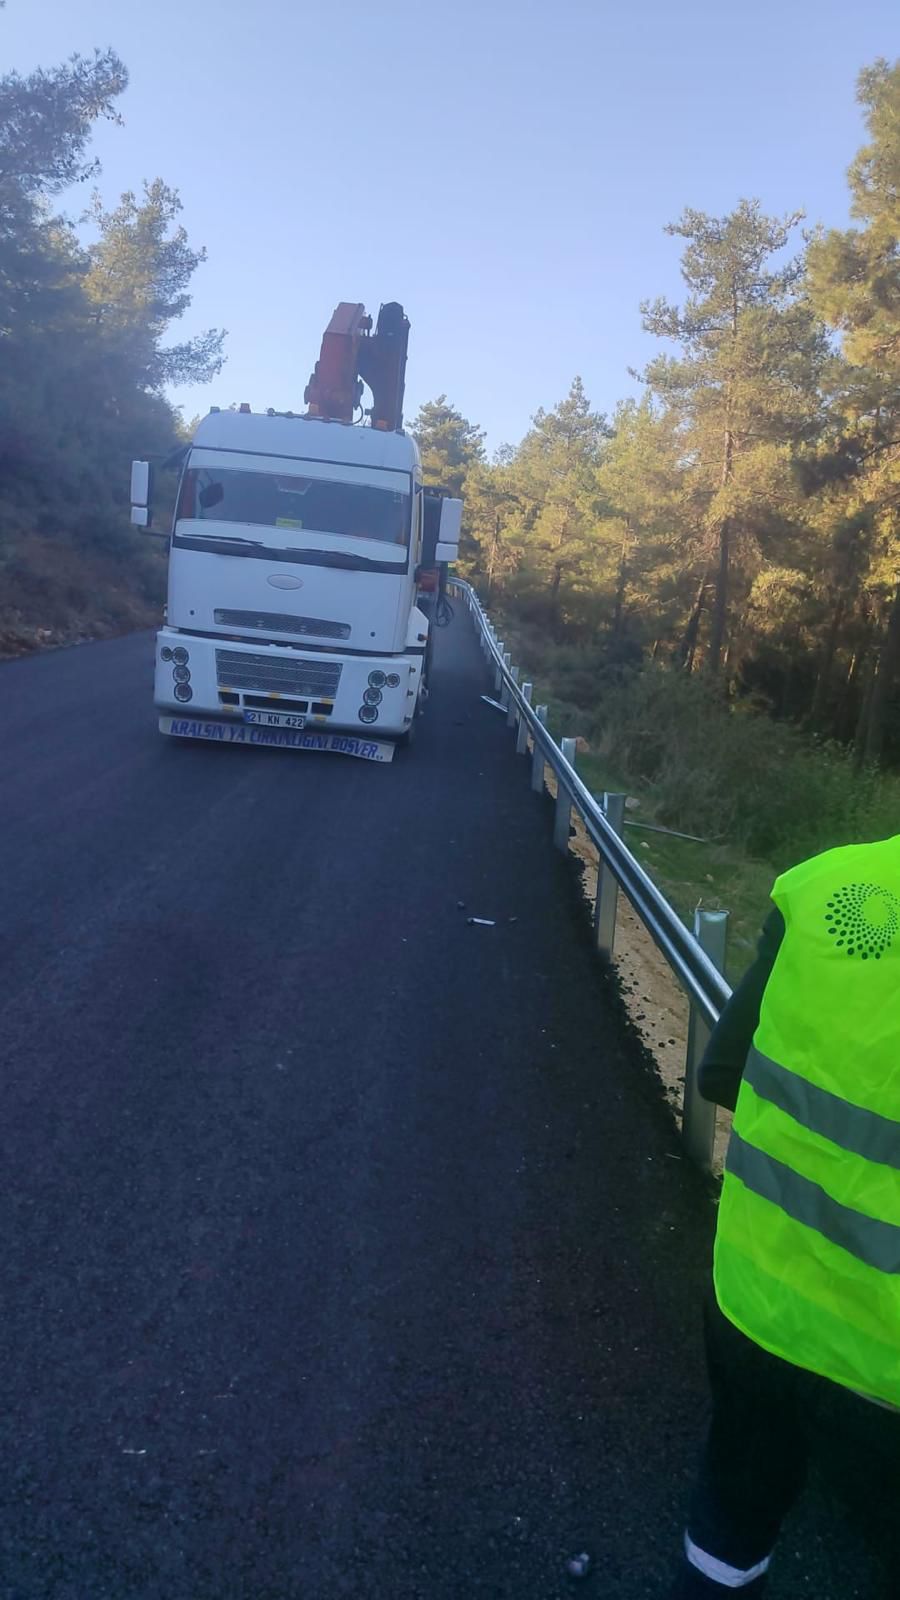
[
  {"xmin": 215, "ymin": 649, "xmax": 343, "ymax": 700},
  {"xmin": 214, "ymin": 608, "xmax": 350, "ymax": 642}
]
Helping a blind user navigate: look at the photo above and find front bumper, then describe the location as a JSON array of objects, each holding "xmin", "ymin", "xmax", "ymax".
[{"xmin": 153, "ymin": 630, "xmax": 422, "ymax": 737}]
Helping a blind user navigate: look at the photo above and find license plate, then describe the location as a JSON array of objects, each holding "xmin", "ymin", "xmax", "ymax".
[
  {"xmin": 243, "ymin": 709, "xmax": 306, "ymax": 729},
  {"xmin": 159, "ymin": 717, "xmax": 395, "ymax": 762}
]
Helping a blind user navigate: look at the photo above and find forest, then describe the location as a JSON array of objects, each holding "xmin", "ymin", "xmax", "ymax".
[
  {"xmin": 0, "ymin": 34, "xmax": 221, "ymax": 653},
  {"xmin": 412, "ymin": 57, "xmax": 900, "ymax": 825}
]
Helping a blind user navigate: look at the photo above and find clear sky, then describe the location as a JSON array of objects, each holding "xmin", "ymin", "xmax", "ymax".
[{"xmin": 5, "ymin": 0, "xmax": 898, "ymax": 450}]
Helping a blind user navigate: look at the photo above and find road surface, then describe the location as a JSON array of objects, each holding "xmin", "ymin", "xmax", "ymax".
[{"xmin": 0, "ymin": 613, "xmax": 894, "ymax": 1598}]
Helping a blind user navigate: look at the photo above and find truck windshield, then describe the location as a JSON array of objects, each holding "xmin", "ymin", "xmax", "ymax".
[{"xmin": 177, "ymin": 466, "xmax": 410, "ymax": 547}]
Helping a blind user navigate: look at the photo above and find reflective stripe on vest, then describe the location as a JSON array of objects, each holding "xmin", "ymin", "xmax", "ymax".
[
  {"xmin": 728, "ymin": 1131, "xmax": 900, "ymax": 1274},
  {"xmin": 744, "ymin": 1046, "xmax": 900, "ymax": 1171},
  {"xmin": 714, "ymin": 837, "xmax": 900, "ymax": 1407}
]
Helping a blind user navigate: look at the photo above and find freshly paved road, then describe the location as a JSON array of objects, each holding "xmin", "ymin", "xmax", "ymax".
[{"xmin": 0, "ymin": 614, "xmax": 894, "ymax": 1599}]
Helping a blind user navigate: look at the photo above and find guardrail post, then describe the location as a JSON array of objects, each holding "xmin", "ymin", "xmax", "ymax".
[
  {"xmin": 500, "ymin": 651, "xmax": 512, "ymax": 708},
  {"xmin": 531, "ymin": 705, "xmax": 548, "ymax": 792},
  {"xmin": 593, "ymin": 792, "xmax": 626, "ymax": 959},
  {"xmin": 683, "ymin": 909, "xmax": 728, "ymax": 1172},
  {"xmin": 553, "ymin": 737, "xmax": 578, "ymax": 852},
  {"xmin": 494, "ymin": 643, "xmax": 505, "ymax": 696},
  {"xmin": 516, "ymin": 684, "xmax": 532, "ymax": 754},
  {"xmin": 506, "ymin": 665, "xmax": 519, "ymax": 727}
]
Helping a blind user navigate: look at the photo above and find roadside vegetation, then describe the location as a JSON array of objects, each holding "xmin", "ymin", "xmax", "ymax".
[
  {"xmin": 411, "ymin": 59, "xmax": 900, "ymax": 974},
  {"xmin": 0, "ymin": 26, "xmax": 223, "ymax": 654}
]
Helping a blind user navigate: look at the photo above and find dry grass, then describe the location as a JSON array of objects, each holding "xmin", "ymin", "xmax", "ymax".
[{"xmin": 0, "ymin": 534, "xmax": 165, "ymax": 658}]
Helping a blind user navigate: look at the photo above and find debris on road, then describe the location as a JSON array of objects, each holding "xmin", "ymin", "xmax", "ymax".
[
  {"xmin": 566, "ymin": 1551, "xmax": 592, "ymax": 1579},
  {"xmin": 480, "ymin": 695, "xmax": 506, "ymax": 713},
  {"xmin": 467, "ymin": 916, "xmax": 496, "ymax": 927}
]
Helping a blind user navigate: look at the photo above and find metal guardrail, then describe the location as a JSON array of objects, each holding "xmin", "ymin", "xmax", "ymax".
[{"xmin": 450, "ymin": 579, "xmax": 734, "ymax": 1171}]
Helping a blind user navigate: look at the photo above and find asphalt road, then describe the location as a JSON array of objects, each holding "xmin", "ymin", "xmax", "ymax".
[{"xmin": 0, "ymin": 613, "xmax": 895, "ymax": 1599}]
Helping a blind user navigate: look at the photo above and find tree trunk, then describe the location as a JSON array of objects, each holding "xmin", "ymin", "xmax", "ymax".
[
  {"xmin": 724, "ymin": 609, "xmax": 751, "ymax": 699},
  {"xmin": 613, "ymin": 520, "xmax": 630, "ymax": 637},
  {"xmin": 810, "ymin": 594, "xmax": 845, "ymax": 730},
  {"xmin": 853, "ymin": 656, "xmax": 877, "ymax": 772},
  {"xmin": 862, "ymin": 580, "xmax": 900, "ymax": 767},
  {"xmin": 708, "ymin": 513, "xmax": 731, "ymax": 674},
  {"xmin": 781, "ymin": 628, "xmax": 804, "ymax": 720},
  {"xmin": 550, "ymin": 561, "xmax": 564, "ymax": 637},
  {"xmin": 708, "ymin": 337, "xmax": 737, "ymax": 676},
  {"xmin": 837, "ymin": 646, "xmax": 865, "ymax": 743},
  {"xmin": 485, "ymin": 513, "xmax": 500, "ymax": 605},
  {"xmin": 680, "ymin": 574, "xmax": 709, "ymax": 672}
]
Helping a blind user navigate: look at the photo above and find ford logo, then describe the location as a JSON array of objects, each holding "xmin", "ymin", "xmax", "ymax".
[{"xmin": 267, "ymin": 574, "xmax": 303, "ymax": 590}]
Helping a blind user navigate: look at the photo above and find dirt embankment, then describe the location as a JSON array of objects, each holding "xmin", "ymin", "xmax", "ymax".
[
  {"xmin": 543, "ymin": 763, "xmax": 731, "ymax": 1170},
  {"xmin": 0, "ymin": 537, "xmax": 163, "ymax": 660}
]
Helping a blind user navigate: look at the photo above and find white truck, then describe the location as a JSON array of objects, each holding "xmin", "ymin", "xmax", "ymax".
[{"xmin": 130, "ymin": 301, "xmax": 462, "ymax": 763}]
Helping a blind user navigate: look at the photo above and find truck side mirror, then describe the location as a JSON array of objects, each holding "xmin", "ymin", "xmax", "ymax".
[
  {"xmin": 438, "ymin": 498, "xmax": 462, "ymax": 545},
  {"xmin": 435, "ymin": 498, "xmax": 462, "ymax": 564},
  {"xmin": 130, "ymin": 460, "xmax": 153, "ymax": 529},
  {"xmin": 422, "ymin": 492, "xmax": 463, "ymax": 566}
]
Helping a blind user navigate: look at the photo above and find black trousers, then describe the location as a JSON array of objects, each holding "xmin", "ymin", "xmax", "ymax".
[
  {"xmin": 690, "ymin": 1294, "xmax": 809, "ymax": 1566},
  {"xmin": 676, "ymin": 1292, "xmax": 899, "ymax": 1596}
]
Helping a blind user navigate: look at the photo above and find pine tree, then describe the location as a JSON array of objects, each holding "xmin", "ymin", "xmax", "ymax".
[
  {"xmin": 807, "ymin": 58, "xmax": 900, "ymax": 764},
  {"xmin": 410, "ymin": 396, "xmax": 485, "ymax": 495},
  {"xmin": 641, "ymin": 202, "xmax": 827, "ymax": 673},
  {"xmin": 84, "ymin": 180, "xmax": 225, "ymax": 388},
  {"xmin": 596, "ymin": 398, "xmax": 691, "ymax": 653},
  {"xmin": 504, "ymin": 378, "xmax": 610, "ymax": 635}
]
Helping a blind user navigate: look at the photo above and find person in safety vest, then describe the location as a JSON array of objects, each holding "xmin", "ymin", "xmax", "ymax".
[{"xmin": 671, "ymin": 840, "xmax": 900, "ymax": 1598}]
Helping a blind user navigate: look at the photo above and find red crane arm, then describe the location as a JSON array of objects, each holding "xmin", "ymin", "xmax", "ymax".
[
  {"xmin": 304, "ymin": 301, "xmax": 410, "ymax": 432},
  {"xmin": 303, "ymin": 302, "xmax": 370, "ymax": 424}
]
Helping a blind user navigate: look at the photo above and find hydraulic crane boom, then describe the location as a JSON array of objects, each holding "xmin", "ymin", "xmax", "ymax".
[{"xmin": 304, "ymin": 301, "xmax": 410, "ymax": 431}]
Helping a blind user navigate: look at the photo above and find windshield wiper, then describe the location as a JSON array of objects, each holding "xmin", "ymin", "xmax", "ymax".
[
  {"xmin": 200, "ymin": 533, "xmax": 264, "ymax": 546},
  {"xmin": 283, "ymin": 547, "xmax": 404, "ymax": 571},
  {"xmin": 175, "ymin": 533, "xmax": 406, "ymax": 573}
]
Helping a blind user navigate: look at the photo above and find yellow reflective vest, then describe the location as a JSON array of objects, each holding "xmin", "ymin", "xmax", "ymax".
[{"xmin": 714, "ymin": 836, "xmax": 900, "ymax": 1407}]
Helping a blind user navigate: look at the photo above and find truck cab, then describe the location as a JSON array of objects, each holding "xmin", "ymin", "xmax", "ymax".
[{"xmin": 133, "ymin": 408, "xmax": 461, "ymax": 753}]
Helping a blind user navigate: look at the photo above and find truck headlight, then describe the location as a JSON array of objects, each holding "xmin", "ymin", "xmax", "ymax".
[
  {"xmin": 368, "ymin": 670, "xmax": 386, "ymax": 689},
  {"xmin": 363, "ymin": 687, "xmax": 382, "ymax": 707},
  {"xmin": 172, "ymin": 646, "xmax": 190, "ymax": 666},
  {"xmin": 173, "ymin": 665, "xmax": 191, "ymax": 684},
  {"xmin": 174, "ymin": 684, "xmax": 193, "ymax": 703},
  {"xmin": 358, "ymin": 705, "xmax": 378, "ymax": 724}
]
